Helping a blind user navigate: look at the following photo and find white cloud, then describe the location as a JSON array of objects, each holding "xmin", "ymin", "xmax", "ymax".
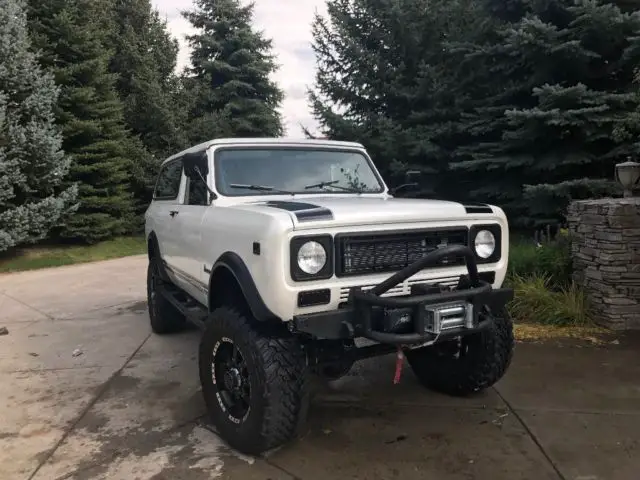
[{"xmin": 151, "ymin": 0, "xmax": 328, "ymax": 138}]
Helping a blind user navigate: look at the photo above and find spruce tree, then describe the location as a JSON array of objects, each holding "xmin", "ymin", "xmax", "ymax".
[
  {"xmin": 448, "ymin": 0, "xmax": 640, "ymax": 226},
  {"xmin": 108, "ymin": 0, "xmax": 185, "ymax": 225},
  {"xmin": 27, "ymin": 0, "xmax": 137, "ymax": 242},
  {"xmin": 308, "ymin": 0, "xmax": 486, "ymax": 193},
  {"xmin": 0, "ymin": 0, "xmax": 77, "ymax": 252},
  {"xmin": 110, "ymin": 0, "xmax": 183, "ymax": 157},
  {"xmin": 182, "ymin": 0, "xmax": 284, "ymax": 142}
]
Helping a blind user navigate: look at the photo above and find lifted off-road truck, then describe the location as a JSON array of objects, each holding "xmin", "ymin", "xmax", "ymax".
[{"xmin": 144, "ymin": 138, "xmax": 515, "ymax": 455}]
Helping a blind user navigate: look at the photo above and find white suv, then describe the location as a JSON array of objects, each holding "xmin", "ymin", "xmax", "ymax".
[{"xmin": 144, "ymin": 138, "xmax": 515, "ymax": 455}]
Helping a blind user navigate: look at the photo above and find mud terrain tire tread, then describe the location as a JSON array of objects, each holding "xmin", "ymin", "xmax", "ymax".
[
  {"xmin": 199, "ymin": 306, "xmax": 310, "ymax": 455},
  {"xmin": 146, "ymin": 260, "xmax": 186, "ymax": 334},
  {"xmin": 406, "ymin": 307, "xmax": 514, "ymax": 396}
]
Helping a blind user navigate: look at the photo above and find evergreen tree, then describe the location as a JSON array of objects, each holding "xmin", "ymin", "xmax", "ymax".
[
  {"xmin": 0, "ymin": 0, "xmax": 77, "ymax": 252},
  {"xmin": 308, "ymin": 0, "xmax": 486, "ymax": 193},
  {"xmin": 109, "ymin": 0, "xmax": 185, "ymax": 224},
  {"xmin": 110, "ymin": 0, "xmax": 183, "ymax": 157},
  {"xmin": 311, "ymin": 0, "xmax": 640, "ymax": 226},
  {"xmin": 27, "ymin": 0, "xmax": 138, "ymax": 243},
  {"xmin": 448, "ymin": 0, "xmax": 640, "ymax": 226},
  {"xmin": 182, "ymin": 0, "xmax": 284, "ymax": 142}
]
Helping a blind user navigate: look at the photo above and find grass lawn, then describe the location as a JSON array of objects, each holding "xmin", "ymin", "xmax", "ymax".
[{"xmin": 0, "ymin": 236, "xmax": 147, "ymax": 273}]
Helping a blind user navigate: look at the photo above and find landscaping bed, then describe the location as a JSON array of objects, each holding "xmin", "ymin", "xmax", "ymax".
[{"xmin": 506, "ymin": 231, "xmax": 602, "ymax": 342}]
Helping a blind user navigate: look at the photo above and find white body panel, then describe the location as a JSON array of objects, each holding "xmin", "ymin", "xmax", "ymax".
[
  {"xmin": 144, "ymin": 138, "xmax": 510, "ymax": 322},
  {"xmin": 231, "ymin": 196, "xmax": 475, "ymax": 230}
]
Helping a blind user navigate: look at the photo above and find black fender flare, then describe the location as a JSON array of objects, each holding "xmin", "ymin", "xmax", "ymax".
[
  {"xmin": 147, "ymin": 232, "xmax": 172, "ymax": 282},
  {"xmin": 207, "ymin": 252, "xmax": 278, "ymax": 322}
]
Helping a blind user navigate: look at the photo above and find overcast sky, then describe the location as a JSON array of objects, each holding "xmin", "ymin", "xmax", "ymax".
[{"xmin": 151, "ymin": 0, "xmax": 327, "ymax": 138}]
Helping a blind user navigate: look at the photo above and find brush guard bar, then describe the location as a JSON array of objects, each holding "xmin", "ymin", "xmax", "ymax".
[{"xmin": 293, "ymin": 244, "xmax": 513, "ymax": 345}]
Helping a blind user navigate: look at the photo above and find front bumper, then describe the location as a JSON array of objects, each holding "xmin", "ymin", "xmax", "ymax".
[{"xmin": 292, "ymin": 244, "xmax": 513, "ymax": 345}]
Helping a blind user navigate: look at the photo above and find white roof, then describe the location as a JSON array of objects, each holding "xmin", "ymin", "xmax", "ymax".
[{"xmin": 162, "ymin": 137, "xmax": 365, "ymax": 165}]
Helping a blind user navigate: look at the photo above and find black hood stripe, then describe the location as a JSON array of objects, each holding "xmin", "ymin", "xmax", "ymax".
[
  {"xmin": 463, "ymin": 203, "xmax": 492, "ymax": 214},
  {"xmin": 262, "ymin": 200, "xmax": 334, "ymax": 222}
]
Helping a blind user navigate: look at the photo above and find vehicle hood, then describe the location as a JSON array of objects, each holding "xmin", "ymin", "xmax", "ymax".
[{"xmin": 233, "ymin": 196, "xmax": 496, "ymax": 229}]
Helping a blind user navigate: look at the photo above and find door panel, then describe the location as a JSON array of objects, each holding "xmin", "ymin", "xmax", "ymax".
[
  {"xmin": 170, "ymin": 171, "xmax": 211, "ymax": 304},
  {"xmin": 151, "ymin": 158, "xmax": 185, "ymax": 270}
]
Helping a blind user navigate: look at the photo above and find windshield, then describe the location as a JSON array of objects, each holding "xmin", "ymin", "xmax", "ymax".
[{"xmin": 213, "ymin": 147, "xmax": 385, "ymax": 196}]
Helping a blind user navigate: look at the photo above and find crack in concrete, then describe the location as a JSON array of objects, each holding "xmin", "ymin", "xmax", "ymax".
[
  {"xmin": 0, "ymin": 320, "xmax": 39, "ymax": 327},
  {"xmin": 496, "ymin": 406, "xmax": 640, "ymax": 416},
  {"xmin": 262, "ymin": 457, "xmax": 303, "ymax": 480},
  {"xmin": 27, "ymin": 332, "xmax": 152, "ymax": 480},
  {"xmin": 7, "ymin": 366, "xmax": 109, "ymax": 374},
  {"xmin": 314, "ymin": 397, "xmax": 506, "ymax": 410},
  {"xmin": 0, "ymin": 291, "xmax": 55, "ymax": 320},
  {"xmin": 1, "ymin": 292, "xmax": 146, "ymax": 325},
  {"xmin": 492, "ymin": 386, "xmax": 567, "ymax": 480}
]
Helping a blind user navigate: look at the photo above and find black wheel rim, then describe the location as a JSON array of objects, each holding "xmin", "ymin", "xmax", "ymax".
[{"xmin": 212, "ymin": 339, "xmax": 251, "ymax": 423}]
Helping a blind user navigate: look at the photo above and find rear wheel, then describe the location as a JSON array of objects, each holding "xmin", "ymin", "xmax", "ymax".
[
  {"xmin": 199, "ymin": 306, "xmax": 310, "ymax": 455},
  {"xmin": 405, "ymin": 307, "xmax": 514, "ymax": 396},
  {"xmin": 146, "ymin": 257, "xmax": 186, "ymax": 334}
]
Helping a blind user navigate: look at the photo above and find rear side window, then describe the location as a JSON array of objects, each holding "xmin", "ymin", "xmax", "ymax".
[{"xmin": 154, "ymin": 159, "xmax": 183, "ymax": 200}]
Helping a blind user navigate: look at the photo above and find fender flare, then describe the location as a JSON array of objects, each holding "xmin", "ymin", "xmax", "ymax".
[{"xmin": 208, "ymin": 252, "xmax": 278, "ymax": 322}]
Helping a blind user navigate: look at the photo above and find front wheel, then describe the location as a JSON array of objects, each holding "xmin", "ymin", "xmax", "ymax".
[
  {"xmin": 198, "ymin": 307, "xmax": 310, "ymax": 455},
  {"xmin": 405, "ymin": 307, "xmax": 514, "ymax": 396}
]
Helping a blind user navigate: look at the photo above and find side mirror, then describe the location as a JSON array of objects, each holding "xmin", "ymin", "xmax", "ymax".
[
  {"xmin": 182, "ymin": 151, "xmax": 217, "ymax": 202},
  {"xmin": 183, "ymin": 151, "xmax": 209, "ymax": 178}
]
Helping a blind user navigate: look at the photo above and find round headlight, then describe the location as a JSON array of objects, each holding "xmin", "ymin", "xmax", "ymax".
[
  {"xmin": 474, "ymin": 230, "xmax": 496, "ymax": 259},
  {"xmin": 297, "ymin": 241, "xmax": 327, "ymax": 274}
]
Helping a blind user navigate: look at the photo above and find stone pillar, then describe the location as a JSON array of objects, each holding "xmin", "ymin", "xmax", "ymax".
[{"xmin": 567, "ymin": 198, "xmax": 640, "ymax": 330}]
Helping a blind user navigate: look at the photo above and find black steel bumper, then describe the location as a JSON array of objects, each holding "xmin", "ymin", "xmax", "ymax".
[{"xmin": 292, "ymin": 244, "xmax": 513, "ymax": 345}]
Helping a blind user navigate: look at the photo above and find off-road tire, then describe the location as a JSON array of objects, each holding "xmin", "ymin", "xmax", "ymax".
[
  {"xmin": 146, "ymin": 258, "xmax": 186, "ymax": 334},
  {"xmin": 199, "ymin": 306, "xmax": 310, "ymax": 455},
  {"xmin": 405, "ymin": 307, "xmax": 514, "ymax": 396}
]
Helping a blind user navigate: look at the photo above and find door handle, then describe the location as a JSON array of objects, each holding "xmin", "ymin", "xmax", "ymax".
[{"xmin": 169, "ymin": 210, "xmax": 179, "ymax": 217}]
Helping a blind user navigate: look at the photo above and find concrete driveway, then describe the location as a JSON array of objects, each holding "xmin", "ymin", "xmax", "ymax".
[{"xmin": 1, "ymin": 256, "xmax": 639, "ymax": 480}]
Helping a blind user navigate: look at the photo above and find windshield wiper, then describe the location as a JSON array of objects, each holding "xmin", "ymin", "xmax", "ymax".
[
  {"xmin": 229, "ymin": 184, "xmax": 295, "ymax": 196},
  {"xmin": 304, "ymin": 180, "xmax": 363, "ymax": 193}
]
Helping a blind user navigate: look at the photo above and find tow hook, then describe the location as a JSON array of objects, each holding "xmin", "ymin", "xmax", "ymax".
[{"xmin": 393, "ymin": 347, "xmax": 405, "ymax": 384}]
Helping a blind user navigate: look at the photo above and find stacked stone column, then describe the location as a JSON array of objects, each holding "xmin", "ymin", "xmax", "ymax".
[{"xmin": 567, "ymin": 198, "xmax": 640, "ymax": 330}]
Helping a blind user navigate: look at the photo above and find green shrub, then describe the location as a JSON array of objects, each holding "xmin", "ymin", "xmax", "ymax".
[
  {"xmin": 508, "ymin": 235, "xmax": 572, "ymax": 288},
  {"xmin": 506, "ymin": 274, "xmax": 593, "ymax": 327},
  {"xmin": 505, "ymin": 231, "xmax": 594, "ymax": 326}
]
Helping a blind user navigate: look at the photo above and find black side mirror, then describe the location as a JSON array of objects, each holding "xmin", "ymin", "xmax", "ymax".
[
  {"xmin": 183, "ymin": 151, "xmax": 209, "ymax": 178},
  {"xmin": 182, "ymin": 151, "xmax": 216, "ymax": 202}
]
